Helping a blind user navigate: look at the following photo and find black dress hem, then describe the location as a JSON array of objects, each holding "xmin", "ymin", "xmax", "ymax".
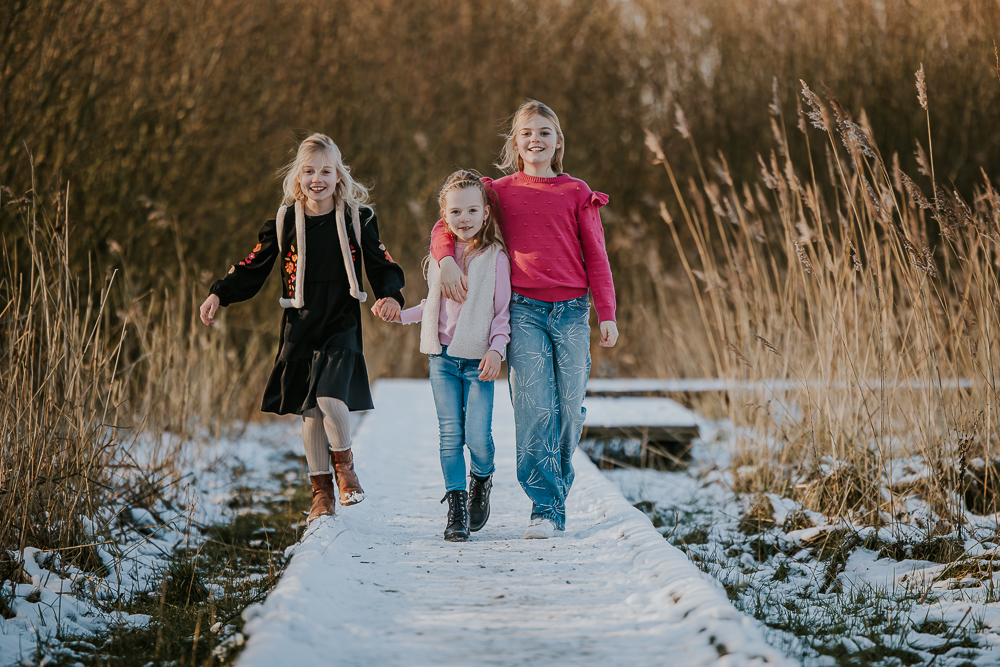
[{"xmin": 260, "ymin": 345, "xmax": 374, "ymax": 416}]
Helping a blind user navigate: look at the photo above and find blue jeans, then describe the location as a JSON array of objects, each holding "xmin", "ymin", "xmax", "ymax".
[
  {"xmin": 507, "ymin": 293, "xmax": 591, "ymax": 531},
  {"xmin": 428, "ymin": 346, "xmax": 496, "ymax": 491}
]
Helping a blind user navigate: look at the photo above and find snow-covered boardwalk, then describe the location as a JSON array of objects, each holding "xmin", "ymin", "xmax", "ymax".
[{"xmin": 237, "ymin": 380, "xmax": 793, "ymax": 667}]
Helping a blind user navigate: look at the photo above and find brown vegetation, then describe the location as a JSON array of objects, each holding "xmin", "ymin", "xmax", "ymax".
[
  {"xmin": 3, "ymin": 0, "xmax": 1000, "ymax": 566},
  {"xmin": 4, "ymin": 0, "xmax": 1000, "ymax": 379},
  {"xmin": 0, "ymin": 183, "xmax": 266, "ymax": 574},
  {"xmin": 645, "ymin": 70, "xmax": 1000, "ymax": 525}
]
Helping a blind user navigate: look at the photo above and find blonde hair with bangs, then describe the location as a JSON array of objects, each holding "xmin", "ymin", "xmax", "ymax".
[
  {"xmin": 494, "ymin": 100, "xmax": 565, "ymax": 175},
  {"xmin": 279, "ymin": 133, "xmax": 370, "ymax": 209}
]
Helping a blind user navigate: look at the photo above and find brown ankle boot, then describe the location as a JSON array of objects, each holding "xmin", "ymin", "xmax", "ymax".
[
  {"xmin": 308, "ymin": 473, "xmax": 336, "ymax": 524},
  {"xmin": 331, "ymin": 448, "xmax": 365, "ymax": 506}
]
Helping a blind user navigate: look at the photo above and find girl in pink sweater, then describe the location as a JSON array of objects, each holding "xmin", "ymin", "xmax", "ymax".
[
  {"xmin": 430, "ymin": 100, "xmax": 619, "ymax": 539},
  {"xmin": 376, "ymin": 171, "xmax": 511, "ymax": 541}
]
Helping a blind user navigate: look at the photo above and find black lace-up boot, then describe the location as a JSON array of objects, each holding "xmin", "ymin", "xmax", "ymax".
[
  {"xmin": 467, "ymin": 474, "xmax": 492, "ymax": 532},
  {"xmin": 441, "ymin": 490, "xmax": 470, "ymax": 542}
]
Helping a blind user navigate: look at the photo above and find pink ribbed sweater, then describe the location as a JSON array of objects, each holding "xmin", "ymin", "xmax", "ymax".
[{"xmin": 430, "ymin": 172, "xmax": 616, "ymax": 323}]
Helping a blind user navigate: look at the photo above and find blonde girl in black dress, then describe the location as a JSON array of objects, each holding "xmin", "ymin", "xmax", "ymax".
[{"xmin": 199, "ymin": 134, "xmax": 405, "ymax": 524}]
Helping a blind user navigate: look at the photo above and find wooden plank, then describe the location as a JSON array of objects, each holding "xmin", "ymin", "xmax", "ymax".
[
  {"xmin": 580, "ymin": 396, "xmax": 700, "ymax": 470},
  {"xmin": 583, "ymin": 396, "xmax": 698, "ymax": 429},
  {"xmin": 587, "ymin": 377, "xmax": 976, "ymax": 395}
]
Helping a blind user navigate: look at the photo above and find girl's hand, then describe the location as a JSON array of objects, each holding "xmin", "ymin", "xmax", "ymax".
[
  {"xmin": 478, "ymin": 350, "xmax": 502, "ymax": 382},
  {"xmin": 371, "ymin": 297, "xmax": 401, "ymax": 323},
  {"xmin": 199, "ymin": 294, "xmax": 220, "ymax": 326},
  {"xmin": 599, "ymin": 321, "xmax": 619, "ymax": 347},
  {"xmin": 439, "ymin": 256, "xmax": 468, "ymax": 303}
]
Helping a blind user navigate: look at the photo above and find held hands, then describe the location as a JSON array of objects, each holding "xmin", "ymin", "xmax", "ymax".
[
  {"xmin": 371, "ymin": 297, "xmax": 401, "ymax": 323},
  {"xmin": 199, "ymin": 294, "xmax": 220, "ymax": 326},
  {"xmin": 599, "ymin": 321, "xmax": 619, "ymax": 347},
  {"xmin": 478, "ymin": 350, "xmax": 502, "ymax": 382},
  {"xmin": 439, "ymin": 256, "xmax": 468, "ymax": 303}
]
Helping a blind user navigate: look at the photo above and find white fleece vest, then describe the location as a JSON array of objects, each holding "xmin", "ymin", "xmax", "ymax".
[{"xmin": 420, "ymin": 245, "xmax": 501, "ymax": 359}]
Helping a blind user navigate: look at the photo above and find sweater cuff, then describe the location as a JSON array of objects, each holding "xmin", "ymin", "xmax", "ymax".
[
  {"xmin": 595, "ymin": 303, "xmax": 616, "ymax": 324},
  {"xmin": 399, "ymin": 302, "xmax": 424, "ymax": 325},
  {"xmin": 488, "ymin": 338, "xmax": 508, "ymax": 360},
  {"xmin": 209, "ymin": 281, "xmax": 231, "ymax": 308},
  {"xmin": 382, "ymin": 289, "xmax": 405, "ymax": 310}
]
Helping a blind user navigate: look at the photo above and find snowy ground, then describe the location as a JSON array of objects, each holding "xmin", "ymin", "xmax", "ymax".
[
  {"xmin": 236, "ymin": 380, "xmax": 791, "ymax": 667},
  {"xmin": 0, "ymin": 422, "xmax": 301, "ymax": 666},
  {"xmin": 607, "ymin": 423, "xmax": 1000, "ymax": 667}
]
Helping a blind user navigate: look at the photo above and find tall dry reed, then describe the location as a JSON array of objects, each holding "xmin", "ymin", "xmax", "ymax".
[
  {"xmin": 645, "ymin": 72, "xmax": 1000, "ymax": 525},
  {"xmin": 1, "ymin": 182, "xmax": 129, "ymax": 571},
  {"xmin": 0, "ymin": 176, "xmax": 264, "ymax": 570},
  {"xmin": 4, "ymin": 0, "xmax": 998, "ymax": 379}
]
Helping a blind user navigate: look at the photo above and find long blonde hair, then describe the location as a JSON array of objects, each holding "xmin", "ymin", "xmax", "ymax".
[
  {"xmin": 437, "ymin": 170, "xmax": 505, "ymax": 265},
  {"xmin": 494, "ymin": 100, "xmax": 565, "ymax": 175},
  {"xmin": 278, "ymin": 133, "xmax": 370, "ymax": 209}
]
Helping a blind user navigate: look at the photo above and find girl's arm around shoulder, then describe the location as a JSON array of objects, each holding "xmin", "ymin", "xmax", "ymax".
[
  {"xmin": 430, "ymin": 221, "xmax": 467, "ymax": 303},
  {"xmin": 429, "ymin": 220, "xmax": 455, "ymax": 263},
  {"xmin": 358, "ymin": 207, "xmax": 406, "ymax": 308},
  {"xmin": 207, "ymin": 218, "xmax": 280, "ymax": 308}
]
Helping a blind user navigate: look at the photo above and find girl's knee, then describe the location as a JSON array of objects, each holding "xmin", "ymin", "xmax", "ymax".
[{"xmin": 438, "ymin": 422, "xmax": 465, "ymax": 440}]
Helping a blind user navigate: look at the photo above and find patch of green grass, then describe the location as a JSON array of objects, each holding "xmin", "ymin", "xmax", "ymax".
[
  {"xmin": 37, "ymin": 467, "xmax": 312, "ymax": 666},
  {"xmin": 679, "ymin": 527, "xmax": 710, "ymax": 546},
  {"xmin": 909, "ymin": 536, "xmax": 964, "ymax": 564},
  {"xmin": 737, "ymin": 496, "xmax": 776, "ymax": 535}
]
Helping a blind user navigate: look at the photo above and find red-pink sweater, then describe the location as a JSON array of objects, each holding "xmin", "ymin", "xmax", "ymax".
[{"xmin": 430, "ymin": 172, "xmax": 616, "ymax": 322}]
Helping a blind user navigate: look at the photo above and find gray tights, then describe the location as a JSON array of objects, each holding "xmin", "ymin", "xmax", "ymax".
[{"xmin": 302, "ymin": 397, "xmax": 352, "ymax": 476}]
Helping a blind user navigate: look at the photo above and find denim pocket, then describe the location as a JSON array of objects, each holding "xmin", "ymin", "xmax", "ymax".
[{"xmin": 510, "ymin": 293, "xmax": 530, "ymax": 306}]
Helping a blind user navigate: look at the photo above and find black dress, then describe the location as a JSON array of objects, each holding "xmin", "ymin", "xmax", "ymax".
[{"xmin": 210, "ymin": 207, "xmax": 405, "ymax": 415}]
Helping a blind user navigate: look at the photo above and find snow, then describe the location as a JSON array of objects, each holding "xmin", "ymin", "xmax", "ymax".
[
  {"xmin": 583, "ymin": 396, "xmax": 698, "ymax": 428},
  {"xmin": 0, "ymin": 420, "xmax": 303, "ymax": 666},
  {"xmin": 604, "ymin": 435, "xmax": 1000, "ymax": 667},
  {"xmin": 236, "ymin": 380, "xmax": 791, "ymax": 667}
]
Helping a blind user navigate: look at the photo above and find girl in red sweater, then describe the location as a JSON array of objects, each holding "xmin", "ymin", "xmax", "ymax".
[{"xmin": 430, "ymin": 100, "xmax": 618, "ymax": 538}]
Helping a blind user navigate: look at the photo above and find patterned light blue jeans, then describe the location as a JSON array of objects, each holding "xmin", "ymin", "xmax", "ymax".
[
  {"xmin": 507, "ymin": 293, "xmax": 591, "ymax": 531},
  {"xmin": 429, "ymin": 345, "xmax": 496, "ymax": 492}
]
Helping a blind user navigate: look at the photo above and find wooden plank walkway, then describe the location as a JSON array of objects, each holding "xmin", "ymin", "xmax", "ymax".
[{"xmin": 235, "ymin": 380, "xmax": 793, "ymax": 667}]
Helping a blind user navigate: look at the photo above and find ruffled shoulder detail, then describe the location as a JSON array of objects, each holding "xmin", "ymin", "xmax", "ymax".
[
  {"xmin": 480, "ymin": 176, "xmax": 494, "ymax": 188},
  {"xmin": 588, "ymin": 191, "xmax": 610, "ymax": 208}
]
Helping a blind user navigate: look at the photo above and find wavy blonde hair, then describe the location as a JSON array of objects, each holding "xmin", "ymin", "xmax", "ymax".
[
  {"xmin": 278, "ymin": 133, "xmax": 370, "ymax": 209},
  {"xmin": 494, "ymin": 100, "xmax": 565, "ymax": 175},
  {"xmin": 437, "ymin": 170, "xmax": 505, "ymax": 265}
]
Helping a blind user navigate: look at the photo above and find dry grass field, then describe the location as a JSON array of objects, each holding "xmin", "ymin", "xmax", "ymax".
[{"xmin": 3, "ymin": 1, "xmax": 1000, "ymax": 654}]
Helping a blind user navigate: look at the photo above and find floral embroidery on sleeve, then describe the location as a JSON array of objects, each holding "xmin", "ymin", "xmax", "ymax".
[
  {"xmin": 238, "ymin": 242, "xmax": 263, "ymax": 266},
  {"xmin": 379, "ymin": 241, "xmax": 393, "ymax": 262}
]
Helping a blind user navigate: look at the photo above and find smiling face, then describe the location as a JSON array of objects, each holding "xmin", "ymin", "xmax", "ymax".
[
  {"xmin": 515, "ymin": 113, "xmax": 562, "ymax": 177},
  {"xmin": 443, "ymin": 187, "xmax": 489, "ymax": 242},
  {"xmin": 297, "ymin": 155, "xmax": 340, "ymax": 214}
]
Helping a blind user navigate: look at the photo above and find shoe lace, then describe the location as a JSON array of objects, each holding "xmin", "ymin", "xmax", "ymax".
[
  {"xmin": 469, "ymin": 477, "xmax": 487, "ymax": 507},
  {"xmin": 441, "ymin": 492, "xmax": 465, "ymax": 523}
]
